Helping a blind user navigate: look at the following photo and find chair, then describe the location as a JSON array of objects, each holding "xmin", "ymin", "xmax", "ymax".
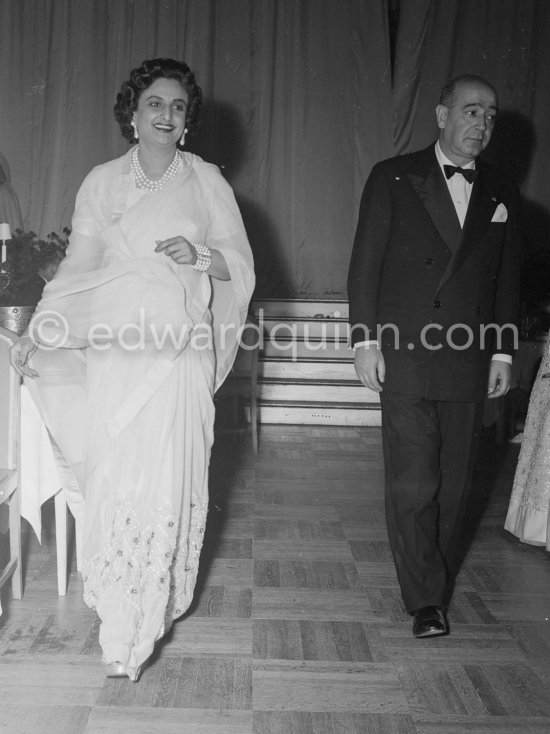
[
  {"xmin": 50, "ymin": 449, "xmax": 82, "ymax": 596},
  {"xmin": 29, "ymin": 414, "xmax": 82, "ymax": 596},
  {"xmin": 216, "ymin": 317, "xmax": 260, "ymax": 452},
  {"xmin": 0, "ymin": 326, "xmax": 23, "ymax": 601},
  {"xmin": 20, "ymin": 377, "xmax": 81, "ymax": 596},
  {"xmin": 53, "ymin": 490, "xmax": 83, "ymax": 596}
]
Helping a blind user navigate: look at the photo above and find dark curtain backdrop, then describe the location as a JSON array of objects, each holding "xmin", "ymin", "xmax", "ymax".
[{"xmin": 0, "ymin": 0, "xmax": 548, "ymax": 298}]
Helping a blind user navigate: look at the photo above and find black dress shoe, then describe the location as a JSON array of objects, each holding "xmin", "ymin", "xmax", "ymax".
[{"xmin": 412, "ymin": 605, "xmax": 448, "ymax": 638}]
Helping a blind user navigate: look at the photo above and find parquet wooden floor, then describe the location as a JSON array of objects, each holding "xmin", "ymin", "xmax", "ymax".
[{"xmin": 0, "ymin": 424, "xmax": 549, "ymax": 733}]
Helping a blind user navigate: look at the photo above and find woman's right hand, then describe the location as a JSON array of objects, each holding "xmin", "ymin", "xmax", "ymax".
[{"xmin": 10, "ymin": 335, "xmax": 39, "ymax": 379}]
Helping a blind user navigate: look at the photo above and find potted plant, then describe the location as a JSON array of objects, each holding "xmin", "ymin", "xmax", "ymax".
[{"xmin": 0, "ymin": 228, "xmax": 69, "ymax": 334}]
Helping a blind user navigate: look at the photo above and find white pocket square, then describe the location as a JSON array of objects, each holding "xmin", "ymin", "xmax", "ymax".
[{"xmin": 491, "ymin": 202, "xmax": 508, "ymax": 222}]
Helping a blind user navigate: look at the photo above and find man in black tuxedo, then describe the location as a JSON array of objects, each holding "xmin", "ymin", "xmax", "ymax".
[{"xmin": 347, "ymin": 75, "xmax": 522, "ymax": 637}]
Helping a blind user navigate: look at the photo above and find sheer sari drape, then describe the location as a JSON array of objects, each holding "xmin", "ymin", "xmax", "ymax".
[
  {"xmin": 505, "ymin": 348, "xmax": 550, "ymax": 550},
  {"xmin": 26, "ymin": 150, "xmax": 254, "ymax": 676}
]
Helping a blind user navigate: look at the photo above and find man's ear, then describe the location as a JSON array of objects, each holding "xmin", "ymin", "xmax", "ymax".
[{"xmin": 435, "ymin": 104, "xmax": 448, "ymax": 130}]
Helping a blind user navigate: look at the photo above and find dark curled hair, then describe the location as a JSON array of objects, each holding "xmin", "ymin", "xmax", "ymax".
[{"xmin": 114, "ymin": 58, "xmax": 202, "ymax": 149}]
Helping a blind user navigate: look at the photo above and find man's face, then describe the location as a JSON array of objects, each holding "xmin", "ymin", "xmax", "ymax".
[{"xmin": 436, "ymin": 81, "xmax": 498, "ymax": 165}]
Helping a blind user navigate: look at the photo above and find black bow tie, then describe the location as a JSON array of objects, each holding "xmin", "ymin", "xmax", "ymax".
[{"xmin": 443, "ymin": 164, "xmax": 478, "ymax": 184}]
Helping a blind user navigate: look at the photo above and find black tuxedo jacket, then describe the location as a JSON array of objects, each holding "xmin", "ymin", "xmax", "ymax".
[{"xmin": 348, "ymin": 144, "xmax": 522, "ymax": 402}]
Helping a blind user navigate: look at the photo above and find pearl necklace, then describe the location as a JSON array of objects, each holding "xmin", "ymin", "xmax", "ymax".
[{"xmin": 130, "ymin": 147, "xmax": 182, "ymax": 192}]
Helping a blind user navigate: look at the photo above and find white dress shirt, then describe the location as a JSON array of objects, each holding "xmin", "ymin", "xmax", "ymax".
[{"xmin": 434, "ymin": 140, "xmax": 475, "ymax": 228}]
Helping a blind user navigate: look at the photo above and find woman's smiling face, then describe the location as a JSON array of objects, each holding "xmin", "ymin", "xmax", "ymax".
[{"xmin": 133, "ymin": 77, "xmax": 189, "ymax": 149}]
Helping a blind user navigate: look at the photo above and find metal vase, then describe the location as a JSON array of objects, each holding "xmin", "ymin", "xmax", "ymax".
[{"xmin": 0, "ymin": 306, "xmax": 35, "ymax": 336}]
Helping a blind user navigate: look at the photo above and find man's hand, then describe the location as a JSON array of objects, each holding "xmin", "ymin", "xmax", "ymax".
[
  {"xmin": 487, "ymin": 360, "xmax": 512, "ymax": 399},
  {"xmin": 354, "ymin": 345, "xmax": 385, "ymax": 392}
]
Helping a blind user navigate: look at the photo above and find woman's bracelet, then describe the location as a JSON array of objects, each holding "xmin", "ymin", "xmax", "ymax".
[{"xmin": 192, "ymin": 243, "xmax": 212, "ymax": 272}]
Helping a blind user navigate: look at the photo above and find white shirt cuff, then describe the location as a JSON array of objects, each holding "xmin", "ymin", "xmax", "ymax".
[
  {"xmin": 491, "ymin": 353, "xmax": 512, "ymax": 364},
  {"xmin": 352, "ymin": 340, "xmax": 379, "ymax": 350}
]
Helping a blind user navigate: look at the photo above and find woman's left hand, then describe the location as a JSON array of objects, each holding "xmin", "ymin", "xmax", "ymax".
[
  {"xmin": 155, "ymin": 236, "xmax": 230, "ymax": 281},
  {"xmin": 154, "ymin": 236, "xmax": 197, "ymax": 265}
]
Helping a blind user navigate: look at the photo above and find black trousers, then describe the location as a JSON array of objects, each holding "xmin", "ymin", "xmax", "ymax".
[{"xmin": 379, "ymin": 390, "xmax": 484, "ymax": 613}]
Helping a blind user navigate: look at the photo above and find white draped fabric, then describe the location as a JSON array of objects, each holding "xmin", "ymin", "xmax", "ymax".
[
  {"xmin": 25, "ymin": 149, "xmax": 254, "ymax": 677},
  {"xmin": 505, "ymin": 347, "xmax": 550, "ymax": 551},
  {"xmin": 19, "ymin": 385, "xmax": 62, "ymax": 540}
]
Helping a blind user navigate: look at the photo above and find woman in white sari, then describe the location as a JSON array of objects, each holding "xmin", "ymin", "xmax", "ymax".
[
  {"xmin": 505, "ymin": 352, "xmax": 550, "ymax": 550},
  {"xmin": 11, "ymin": 58, "xmax": 255, "ymax": 680}
]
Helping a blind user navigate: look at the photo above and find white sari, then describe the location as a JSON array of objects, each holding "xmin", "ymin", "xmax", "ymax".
[
  {"xmin": 505, "ymin": 348, "xmax": 550, "ymax": 550},
  {"xmin": 26, "ymin": 149, "xmax": 254, "ymax": 677}
]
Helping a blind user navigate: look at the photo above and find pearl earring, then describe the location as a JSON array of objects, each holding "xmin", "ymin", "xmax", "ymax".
[
  {"xmin": 180, "ymin": 128, "xmax": 188, "ymax": 146},
  {"xmin": 131, "ymin": 120, "xmax": 139, "ymax": 141}
]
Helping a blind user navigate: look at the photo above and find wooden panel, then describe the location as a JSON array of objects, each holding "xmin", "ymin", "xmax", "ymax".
[
  {"xmin": 462, "ymin": 663, "xmax": 550, "ymax": 716},
  {"xmin": 252, "ymin": 588, "xmax": 377, "ymax": 622},
  {"xmin": 413, "ymin": 716, "xmax": 550, "ymax": 733},
  {"xmin": 253, "ymin": 660, "xmax": 408, "ymax": 713},
  {"xmin": 86, "ymin": 707, "xmax": 253, "ymax": 734},
  {"xmin": 253, "ymin": 299, "xmax": 348, "ymax": 319},
  {"xmin": 200, "ymin": 538, "xmax": 252, "ymax": 559},
  {"xmin": 261, "ymin": 339, "xmax": 350, "ymax": 361},
  {"xmin": 254, "ymin": 519, "xmax": 345, "ymax": 540},
  {"xmin": 253, "ymin": 620, "xmax": 374, "ymax": 662},
  {"xmin": 398, "ymin": 663, "xmax": 488, "ymax": 716},
  {"xmin": 96, "ymin": 656, "xmax": 251, "ymax": 710},
  {"xmin": 198, "ymin": 559, "xmax": 253, "ymax": 587},
  {"xmin": 0, "ymin": 704, "xmax": 91, "ymax": 734},
  {"xmin": 254, "ymin": 711, "xmax": 417, "ymax": 734},
  {"xmin": 374, "ymin": 626, "xmax": 527, "ymax": 663},
  {"xmin": 260, "ymin": 380, "xmax": 376, "ymax": 404},
  {"xmin": 260, "ymin": 358, "xmax": 358, "ymax": 381},
  {"xmin": 254, "ymin": 540, "xmax": 354, "ymax": 562},
  {"xmin": 163, "ymin": 618, "xmax": 253, "ymax": 657},
  {"xmin": 254, "ymin": 560, "xmax": 362, "ymax": 589},
  {"xmin": 256, "ymin": 404, "xmax": 382, "ymax": 426},
  {"xmin": 255, "ymin": 503, "xmax": 340, "ymax": 521},
  {"xmin": 188, "ymin": 586, "xmax": 252, "ymax": 619},
  {"xmin": 260, "ymin": 318, "xmax": 350, "ymax": 339},
  {"xmin": 0, "ymin": 656, "xmax": 104, "ymax": 706}
]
